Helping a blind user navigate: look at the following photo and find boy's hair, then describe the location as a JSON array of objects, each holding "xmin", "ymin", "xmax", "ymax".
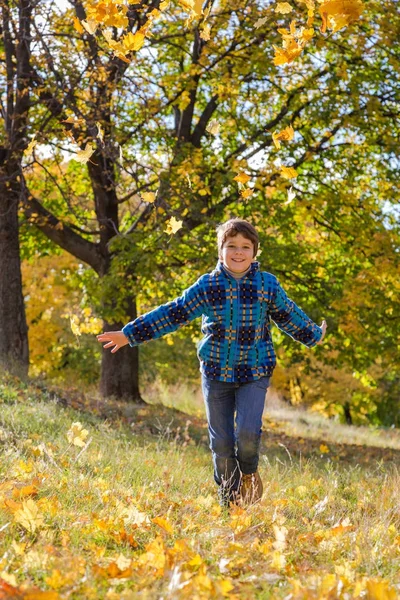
[{"xmin": 216, "ymin": 218, "xmax": 259, "ymax": 258}]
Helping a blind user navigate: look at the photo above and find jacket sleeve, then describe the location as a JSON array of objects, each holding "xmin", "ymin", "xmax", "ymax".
[
  {"xmin": 122, "ymin": 276, "xmax": 207, "ymax": 347},
  {"xmin": 268, "ymin": 277, "xmax": 322, "ymax": 347}
]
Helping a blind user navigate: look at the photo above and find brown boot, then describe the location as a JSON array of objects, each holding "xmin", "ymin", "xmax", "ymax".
[{"xmin": 239, "ymin": 471, "xmax": 263, "ymax": 507}]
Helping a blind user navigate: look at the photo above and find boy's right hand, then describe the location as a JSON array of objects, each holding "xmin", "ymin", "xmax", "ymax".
[{"xmin": 97, "ymin": 331, "xmax": 129, "ymax": 353}]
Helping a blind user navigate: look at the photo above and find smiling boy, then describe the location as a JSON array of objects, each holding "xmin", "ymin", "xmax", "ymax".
[{"xmin": 98, "ymin": 218, "xmax": 327, "ymax": 508}]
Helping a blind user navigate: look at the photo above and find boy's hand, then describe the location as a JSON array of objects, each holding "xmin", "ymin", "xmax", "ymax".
[
  {"xmin": 316, "ymin": 320, "xmax": 327, "ymax": 344},
  {"xmin": 97, "ymin": 331, "xmax": 129, "ymax": 353}
]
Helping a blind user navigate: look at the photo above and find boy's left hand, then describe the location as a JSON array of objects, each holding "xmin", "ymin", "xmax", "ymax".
[
  {"xmin": 97, "ymin": 330, "xmax": 129, "ymax": 353},
  {"xmin": 316, "ymin": 320, "xmax": 327, "ymax": 344}
]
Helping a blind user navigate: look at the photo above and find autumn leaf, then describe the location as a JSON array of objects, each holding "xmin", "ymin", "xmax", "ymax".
[
  {"xmin": 272, "ymin": 125, "xmax": 295, "ymax": 149},
  {"xmin": 73, "ymin": 143, "xmax": 95, "ymax": 164},
  {"xmin": 200, "ymin": 24, "xmax": 211, "ymax": 41},
  {"xmin": 24, "ymin": 138, "xmax": 37, "ymax": 156},
  {"xmin": 284, "ymin": 186, "xmax": 296, "ymax": 204},
  {"xmin": 273, "ymin": 44, "xmax": 303, "ymax": 65},
  {"xmin": 319, "ymin": 0, "xmax": 364, "ymax": 34},
  {"xmin": 255, "ymin": 16, "xmax": 269, "ymax": 28},
  {"xmin": 240, "ymin": 188, "xmax": 254, "ymax": 199},
  {"xmin": 206, "ymin": 119, "xmax": 220, "ymax": 135},
  {"xmin": 73, "ymin": 16, "xmax": 84, "ymax": 34},
  {"xmin": 66, "ymin": 422, "xmax": 89, "ymax": 447},
  {"xmin": 320, "ymin": 444, "xmax": 330, "ymax": 453},
  {"xmin": 141, "ymin": 192, "xmax": 156, "ymax": 203},
  {"xmin": 152, "ymin": 516, "xmax": 174, "ymax": 534},
  {"xmin": 81, "ymin": 19, "xmax": 98, "ymax": 35},
  {"xmin": 275, "ymin": 2, "xmax": 293, "ymax": 14},
  {"xmin": 70, "ymin": 315, "xmax": 81, "ymax": 337},
  {"xmin": 234, "ymin": 172, "xmax": 251, "ymax": 184},
  {"xmin": 122, "ymin": 31, "xmax": 146, "ymax": 53},
  {"xmin": 165, "ymin": 217, "xmax": 183, "ymax": 235},
  {"xmin": 14, "ymin": 499, "xmax": 44, "ymax": 533},
  {"xmin": 280, "ymin": 165, "xmax": 298, "ymax": 179},
  {"xmin": 96, "ymin": 122, "xmax": 104, "ymax": 144}
]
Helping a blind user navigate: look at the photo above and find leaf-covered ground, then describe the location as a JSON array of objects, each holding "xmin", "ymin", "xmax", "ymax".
[{"xmin": 1, "ymin": 375, "xmax": 400, "ymax": 599}]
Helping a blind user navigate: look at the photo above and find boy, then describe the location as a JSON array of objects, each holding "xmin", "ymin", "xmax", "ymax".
[{"xmin": 97, "ymin": 218, "xmax": 327, "ymax": 508}]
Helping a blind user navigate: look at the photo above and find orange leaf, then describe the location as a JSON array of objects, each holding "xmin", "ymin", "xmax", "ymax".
[{"xmin": 152, "ymin": 516, "xmax": 174, "ymax": 534}]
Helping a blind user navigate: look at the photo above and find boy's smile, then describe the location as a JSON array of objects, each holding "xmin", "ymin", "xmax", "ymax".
[{"xmin": 220, "ymin": 233, "xmax": 255, "ymax": 273}]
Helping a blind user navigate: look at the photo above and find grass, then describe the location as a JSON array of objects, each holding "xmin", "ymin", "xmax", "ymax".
[{"xmin": 1, "ymin": 374, "xmax": 400, "ymax": 599}]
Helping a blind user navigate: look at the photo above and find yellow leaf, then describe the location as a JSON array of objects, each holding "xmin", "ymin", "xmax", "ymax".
[
  {"xmin": 270, "ymin": 550, "xmax": 286, "ymax": 570},
  {"xmin": 320, "ymin": 444, "xmax": 330, "ymax": 453},
  {"xmin": 24, "ymin": 138, "xmax": 37, "ymax": 156},
  {"xmin": 0, "ymin": 571, "xmax": 17, "ymax": 587},
  {"xmin": 365, "ymin": 578, "xmax": 397, "ymax": 600},
  {"xmin": 187, "ymin": 554, "xmax": 203, "ymax": 568},
  {"xmin": 273, "ymin": 44, "xmax": 303, "ymax": 65},
  {"xmin": 275, "ymin": 2, "xmax": 293, "ymax": 14},
  {"xmin": 152, "ymin": 516, "xmax": 174, "ymax": 534},
  {"xmin": 81, "ymin": 19, "xmax": 98, "ymax": 35},
  {"xmin": 200, "ymin": 24, "xmax": 211, "ymax": 41},
  {"xmin": 206, "ymin": 119, "xmax": 220, "ymax": 135},
  {"xmin": 73, "ymin": 16, "xmax": 84, "ymax": 34},
  {"xmin": 45, "ymin": 569, "xmax": 69, "ymax": 589},
  {"xmin": 234, "ymin": 172, "xmax": 251, "ymax": 184},
  {"xmin": 272, "ymin": 125, "xmax": 295, "ymax": 149},
  {"xmin": 138, "ymin": 536, "xmax": 166, "ymax": 570},
  {"xmin": 255, "ymin": 16, "xmax": 269, "ymax": 28},
  {"xmin": 66, "ymin": 422, "xmax": 89, "ymax": 447},
  {"xmin": 122, "ymin": 31, "xmax": 146, "ymax": 53},
  {"xmin": 115, "ymin": 554, "xmax": 132, "ymax": 571},
  {"xmin": 240, "ymin": 188, "xmax": 254, "ymax": 199},
  {"xmin": 96, "ymin": 122, "xmax": 104, "ymax": 144},
  {"xmin": 165, "ymin": 217, "xmax": 183, "ymax": 235},
  {"xmin": 280, "ymin": 165, "xmax": 298, "ymax": 179},
  {"xmin": 160, "ymin": 0, "xmax": 170, "ymax": 9},
  {"xmin": 74, "ymin": 143, "xmax": 95, "ymax": 164},
  {"xmin": 319, "ymin": 0, "xmax": 364, "ymax": 33},
  {"xmin": 141, "ymin": 192, "xmax": 156, "ymax": 203},
  {"xmin": 70, "ymin": 315, "xmax": 81, "ymax": 337},
  {"xmin": 14, "ymin": 499, "xmax": 44, "ymax": 533}
]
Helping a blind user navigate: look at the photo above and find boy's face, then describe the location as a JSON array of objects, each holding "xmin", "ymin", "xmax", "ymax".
[{"xmin": 219, "ymin": 233, "xmax": 255, "ymax": 273}]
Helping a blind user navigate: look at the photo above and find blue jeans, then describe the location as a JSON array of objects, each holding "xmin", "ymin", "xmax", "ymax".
[{"xmin": 201, "ymin": 374, "xmax": 270, "ymax": 502}]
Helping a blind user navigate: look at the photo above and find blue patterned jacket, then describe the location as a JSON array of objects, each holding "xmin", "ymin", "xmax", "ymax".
[{"xmin": 122, "ymin": 260, "xmax": 322, "ymax": 383}]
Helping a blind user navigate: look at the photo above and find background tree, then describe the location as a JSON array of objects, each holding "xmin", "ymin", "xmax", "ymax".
[{"xmin": 0, "ymin": 0, "xmax": 32, "ymax": 377}]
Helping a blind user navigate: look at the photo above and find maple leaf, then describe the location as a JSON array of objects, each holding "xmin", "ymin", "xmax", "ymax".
[
  {"xmin": 319, "ymin": 0, "xmax": 364, "ymax": 33},
  {"xmin": 24, "ymin": 138, "xmax": 37, "ymax": 156},
  {"xmin": 200, "ymin": 24, "xmax": 211, "ymax": 41},
  {"xmin": 14, "ymin": 499, "xmax": 44, "ymax": 533},
  {"xmin": 280, "ymin": 165, "xmax": 298, "ymax": 179},
  {"xmin": 273, "ymin": 44, "xmax": 303, "ymax": 65},
  {"xmin": 152, "ymin": 516, "xmax": 174, "ymax": 534},
  {"xmin": 206, "ymin": 119, "xmax": 220, "ymax": 135},
  {"xmin": 272, "ymin": 124, "xmax": 295, "ymax": 149},
  {"xmin": 284, "ymin": 186, "xmax": 296, "ymax": 204},
  {"xmin": 255, "ymin": 16, "xmax": 269, "ymax": 28},
  {"xmin": 66, "ymin": 422, "xmax": 89, "ymax": 447},
  {"xmin": 70, "ymin": 315, "xmax": 81, "ymax": 337},
  {"xmin": 240, "ymin": 188, "xmax": 254, "ymax": 199},
  {"xmin": 73, "ymin": 16, "xmax": 84, "ymax": 34},
  {"xmin": 81, "ymin": 19, "xmax": 98, "ymax": 35},
  {"xmin": 234, "ymin": 172, "xmax": 251, "ymax": 184},
  {"xmin": 165, "ymin": 217, "xmax": 183, "ymax": 235},
  {"xmin": 141, "ymin": 192, "xmax": 156, "ymax": 203},
  {"xmin": 73, "ymin": 143, "xmax": 95, "ymax": 164},
  {"xmin": 122, "ymin": 31, "xmax": 146, "ymax": 53},
  {"xmin": 275, "ymin": 2, "xmax": 293, "ymax": 14}
]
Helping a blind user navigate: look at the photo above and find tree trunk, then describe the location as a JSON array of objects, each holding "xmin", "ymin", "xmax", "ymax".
[
  {"xmin": 343, "ymin": 402, "xmax": 353, "ymax": 425},
  {"xmin": 100, "ymin": 297, "xmax": 144, "ymax": 402},
  {"xmin": 0, "ymin": 175, "xmax": 29, "ymax": 377}
]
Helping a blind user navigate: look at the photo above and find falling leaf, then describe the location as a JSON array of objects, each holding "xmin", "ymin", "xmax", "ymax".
[
  {"xmin": 73, "ymin": 16, "xmax": 84, "ymax": 34},
  {"xmin": 24, "ymin": 137, "xmax": 37, "ymax": 156},
  {"xmin": 240, "ymin": 188, "xmax": 254, "ymax": 199},
  {"xmin": 280, "ymin": 165, "xmax": 298, "ymax": 179},
  {"xmin": 96, "ymin": 122, "xmax": 104, "ymax": 144},
  {"xmin": 70, "ymin": 315, "xmax": 81, "ymax": 337},
  {"xmin": 284, "ymin": 187, "xmax": 296, "ymax": 204},
  {"xmin": 275, "ymin": 2, "xmax": 293, "ymax": 14},
  {"xmin": 14, "ymin": 499, "xmax": 44, "ymax": 533},
  {"xmin": 67, "ymin": 422, "xmax": 89, "ymax": 448},
  {"xmin": 234, "ymin": 172, "xmax": 251, "ymax": 184},
  {"xmin": 141, "ymin": 192, "xmax": 156, "ymax": 203},
  {"xmin": 273, "ymin": 44, "xmax": 303, "ymax": 65},
  {"xmin": 319, "ymin": 0, "xmax": 364, "ymax": 34},
  {"xmin": 81, "ymin": 19, "xmax": 98, "ymax": 35},
  {"xmin": 165, "ymin": 217, "xmax": 183, "ymax": 235},
  {"xmin": 186, "ymin": 174, "xmax": 192, "ymax": 189},
  {"xmin": 118, "ymin": 144, "xmax": 123, "ymax": 164},
  {"xmin": 272, "ymin": 125, "xmax": 295, "ymax": 149},
  {"xmin": 74, "ymin": 143, "xmax": 95, "ymax": 164},
  {"xmin": 255, "ymin": 16, "xmax": 269, "ymax": 28},
  {"xmin": 122, "ymin": 31, "xmax": 146, "ymax": 53},
  {"xmin": 200, "ymin": 24, "xmax": 211, "ymax": 41},
  {"xmin": 320, "ymin": 444, "xmax": 330, "ymax": 453},
  {"xmin": 206, "ymin": 119, "xmax": 220, "ymax": 135}
]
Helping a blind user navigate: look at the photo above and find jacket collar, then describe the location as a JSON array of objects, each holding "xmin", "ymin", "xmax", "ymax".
[{"xmin": 215, "ymin": 260, "xmax": 259, "ymax": 280}]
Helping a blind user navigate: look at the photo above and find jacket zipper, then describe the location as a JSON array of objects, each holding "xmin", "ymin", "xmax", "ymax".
[{"xmin": 233, "ymin": 278, "xmax": 241, "ymax": 367}]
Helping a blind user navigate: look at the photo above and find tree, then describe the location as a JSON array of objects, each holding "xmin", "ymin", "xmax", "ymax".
[
  {"xmin": 9, "ymin": 0, "xmax": 400, "ymax": 414},
  {"xmin": 0, "ymin": 0, "xmax": 31, "ymax": 377}
]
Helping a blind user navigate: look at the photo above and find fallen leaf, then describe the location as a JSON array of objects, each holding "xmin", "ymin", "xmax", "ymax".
[
  {"xmin": 66, "ymin": 422, "xmax": 89, "ymax": 447},
  {"xmin": 14, "ymin": 499, "xmax": 44, "ymax": 533}
]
